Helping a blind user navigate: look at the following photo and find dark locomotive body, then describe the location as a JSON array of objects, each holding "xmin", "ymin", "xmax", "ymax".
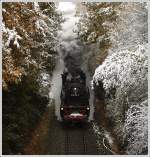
[{"xmin": 60, "ymin": 69, "xmax": 90, "ymax": 122}]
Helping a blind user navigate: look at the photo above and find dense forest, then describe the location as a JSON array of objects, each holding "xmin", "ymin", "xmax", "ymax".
[
  {"xmin": 2, "ymin": 2, "xmax": 62, "ymax": 154},
  {"xmin": 2, "ymin": 2, "xmax": 148, "ymax": 155},
  {"xmin": 77, "ymin": 2, "xmax": 148, "ymax": 155}
]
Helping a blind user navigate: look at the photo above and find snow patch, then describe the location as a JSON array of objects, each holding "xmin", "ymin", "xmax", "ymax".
[
  {"xmin": 98, "ymin": 7, "xmax": 112, "ymax": 15},
  {"xmin": 104, "ymin": 131, "xmax": 113, "ymax": 145},
  {"xmin": 3, "ymin": 26, "xmax": 22, "ymax": 48}
]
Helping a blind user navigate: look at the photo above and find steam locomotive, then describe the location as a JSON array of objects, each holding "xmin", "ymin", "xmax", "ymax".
[{"xmin": 60, "ymin": 69, "xmax": 90, "ymax": 122}]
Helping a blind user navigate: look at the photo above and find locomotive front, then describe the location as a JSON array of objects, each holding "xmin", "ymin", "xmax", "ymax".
[{"xmin": 60, "ymin": 70, "xmax": 90, "ymax": 123}]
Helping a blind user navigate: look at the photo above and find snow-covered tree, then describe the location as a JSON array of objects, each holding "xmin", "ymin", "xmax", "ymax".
[
  {"xmin": 123, "ymin": 100, "xmax": 148, "ymax": 155},
  {"xmin": 76, "ymin": 2, "xmax": 148, "ymax": 155},
  {"xmin": 93, "ymin": 44, "xmax": 148, "ymax": 94},
  {"xmin": 77, "ymin": 2, "xmax": 118, "ymax": 44},
  {"xmin": 2, "ymin": 2, "xmax": 62, "ymax": 90},
  {"xmin": 108, "ymin": 2, "xmax": 148, "ymax": 54},
  {"xmin": 2, "ymin": 2, "xmax": 62, "ymax": 154},
  {"xmin": 76, "ymin": 2, "xmax": 120, "ymax": 69},
  {"xmin": 91, "ymin": 2, "xmax": 148, "ymax": 155}
]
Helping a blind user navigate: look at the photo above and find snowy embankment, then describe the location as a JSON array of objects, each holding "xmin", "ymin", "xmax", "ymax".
[{"xmin": 92, "ymin": 3, "xmax": 148, "ymax": 155}]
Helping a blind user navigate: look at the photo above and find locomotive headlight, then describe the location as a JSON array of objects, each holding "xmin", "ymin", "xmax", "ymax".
[
  {"xmin": 60, "ymin": 107, "xmax": 64, "ymax": 110},
  {"xmin": 87, "ymin": 107, "xmax": 90, "ymax": 110}
]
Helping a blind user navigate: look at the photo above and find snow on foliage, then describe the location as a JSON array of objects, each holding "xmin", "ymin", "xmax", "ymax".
[
  {"xmin": 89, "ymin": 2, "xmax": 148, "ymax": 155},
  {"xmin": 98, "ymin": 7, "xmax": 112, "ymax": 15},
  {"xmin": 6, "ymin": 28, "xmax": 22, "ymax": 48},
  {"xmin": 93, "ymin": 44, "xmax": 148, "ymax": 93},
  {"xmin": 35, "ymin": 19, "xmax": 48, "ymax": 37},
  {"xmin": 123, "ymin": 100, "xmax": 148, "ymax": 154},
  {"xmin": 2, "ymin": 2, "xmax": 62, "ymax": 90},
  {"xmin": 2, "ymin": 22, "xmax": 22, "ymax": 49},
  {"xmin": 77, "ymin": 2, "xmax": 118, "ymax": 46},
  {"xmin": 77, "ymin": 2, "xmax": 148, "ymax": 154},
  {"xmin": 108, "ymin": 3, "xmax": 148, "ymax": 54},
  {"xmin": 33, "ymin": 2, "xmax": 40, "ymax": 12},
  {"xmin": 92, "ymin": 43, "xmax": 148, "ymax": 155}
]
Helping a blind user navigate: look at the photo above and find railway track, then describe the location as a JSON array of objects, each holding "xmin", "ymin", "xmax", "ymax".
[
  {"xmin": 64, "ymin": 125, "xmax": 86, "ymax": 154},
  {"xmin": 64, "ymin": 123, "xmax": 99, "ymax": 155},
  {"xmin": 82, "ymin": 130, "xmax": 87, "ymax": 154},
  {"xmin": 64, "ymin": 130, "xmax": 71, "ymax": 154},
  {"xmin": 23, "ymin": 106, "xmax": 111, "ymax": 155}
]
